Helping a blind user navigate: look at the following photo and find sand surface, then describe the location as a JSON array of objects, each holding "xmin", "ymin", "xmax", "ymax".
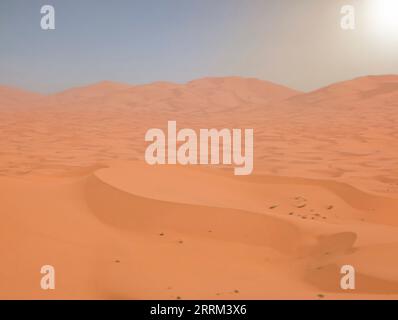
[{"xmin": 1, "ymin": 75, "xmax": 398, "ymax": 299}]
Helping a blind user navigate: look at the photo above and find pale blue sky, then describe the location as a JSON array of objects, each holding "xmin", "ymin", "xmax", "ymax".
[{"xmin": 0, "ymin": 0, "xmax": 397, "ymax": 93}]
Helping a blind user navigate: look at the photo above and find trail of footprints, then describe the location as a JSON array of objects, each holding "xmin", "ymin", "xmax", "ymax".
[
  {"xmin": 146, "ymin": 200, "xmax": 335, "ymax": 300},
  {"xmin": 269, "ymin": 196, "xmax": 335, "ymax": 221}
]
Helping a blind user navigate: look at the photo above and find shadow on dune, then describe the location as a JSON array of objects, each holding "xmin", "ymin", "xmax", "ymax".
[
  {"xmin": 84, "ymin": 173, "xmax": 301, "ymax": 254},
  {"xmin": 304, "ymin": 232, "xmax": 398, "ymax": 295},
  {"xmin": 243, "ymin": 174, "xmax": 398, "ymax": 226}
]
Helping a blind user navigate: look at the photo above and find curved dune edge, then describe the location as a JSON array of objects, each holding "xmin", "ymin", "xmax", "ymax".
[
  {"xmin": 94, "ymin": 162, "xmax": 398, "ymax": 227},
  {"xmin": 239, "ymin": 174, "xmax": 398, "ymax": 227},
  {"xmin": 1, "ymin": 162, "xmax": 398, "ymax": 299},
  {"xmin": 87, "ymin": 163, "xmax": 398, "ymax": 296},
  {"xmin": 85, "ymin": 173, "xmax": 302, "ymax": 254}
]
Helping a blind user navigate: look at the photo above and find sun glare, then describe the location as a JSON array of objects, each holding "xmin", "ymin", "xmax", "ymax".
[{"xmin": 368, "ymin": 0, "xmax": 398, "ymax": 36}]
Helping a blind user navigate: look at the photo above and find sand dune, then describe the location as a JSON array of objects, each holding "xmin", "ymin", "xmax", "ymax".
[
  {"xmin": 2, "ymin": 76, "xmax": 398, "ymax": 196},
  {"xmin": 1, "ymin": 76, "xmax": 398, "ymax": 299},
  {"xmin": 288, "ymin": 75, "xmax": 398, "ymax": 107},
  {"xmin": 0, "ymin": 86, "xmax": 44, "ymax": 109},
  {"xmin": 1, "ymin": 163, "xmax": 398, "ymax": 299}
]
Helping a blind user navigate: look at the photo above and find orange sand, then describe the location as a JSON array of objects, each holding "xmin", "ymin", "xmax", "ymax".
[{"xmin": 1, "ymin": 76, "xmax": 398, "ymax": 299}]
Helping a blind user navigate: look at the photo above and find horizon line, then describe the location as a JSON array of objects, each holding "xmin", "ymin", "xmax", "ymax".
[{"xmin": 1, "ymin": 73, "xmax": 397, "ymax": 97}]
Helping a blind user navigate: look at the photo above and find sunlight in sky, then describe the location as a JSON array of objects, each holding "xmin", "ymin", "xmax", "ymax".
[{"xmin": 367, "ymin": 0, "xmax": 398, "ymax": 38}]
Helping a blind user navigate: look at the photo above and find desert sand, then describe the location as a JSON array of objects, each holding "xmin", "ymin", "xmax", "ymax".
[{"xmin": 1, "ymin": 75, "xmax": 398, "ymax": 299}]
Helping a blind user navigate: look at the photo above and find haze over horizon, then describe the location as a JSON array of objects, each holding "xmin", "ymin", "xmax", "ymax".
[
  {"xmin": 2, "ymin": 74, "xmax": 398, "ymax": 96},
  {"xmin": 1, "ymin": 0, "xmax": 397, "ymax": 94}
]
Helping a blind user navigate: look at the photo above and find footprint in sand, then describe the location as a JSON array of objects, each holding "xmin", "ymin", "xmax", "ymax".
[{"xmin": 294, "ymin": 196, "xmax": 308, "ymax": 210}]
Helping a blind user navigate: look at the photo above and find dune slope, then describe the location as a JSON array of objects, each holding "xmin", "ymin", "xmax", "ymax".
[{"xmin": 1, "ymin": 163, "xmax": 398, "ymax": 299}]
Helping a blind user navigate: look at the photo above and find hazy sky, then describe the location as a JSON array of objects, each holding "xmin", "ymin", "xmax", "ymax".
[{"xmin": 0, "ymin": 0, "xmax": 397, "ymax": 93}]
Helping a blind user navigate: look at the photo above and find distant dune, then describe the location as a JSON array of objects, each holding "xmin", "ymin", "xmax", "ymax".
[
  {"xmin": 1, "ymin": 75, "xmax": 398, "ymax": 299},
  {"xmin": 288, "ymin": 75, "xmax": 398, "ymax": 106},
  {"xmin": 0, "ymin": 85, "xmax": 44, "ymax": 109}
]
